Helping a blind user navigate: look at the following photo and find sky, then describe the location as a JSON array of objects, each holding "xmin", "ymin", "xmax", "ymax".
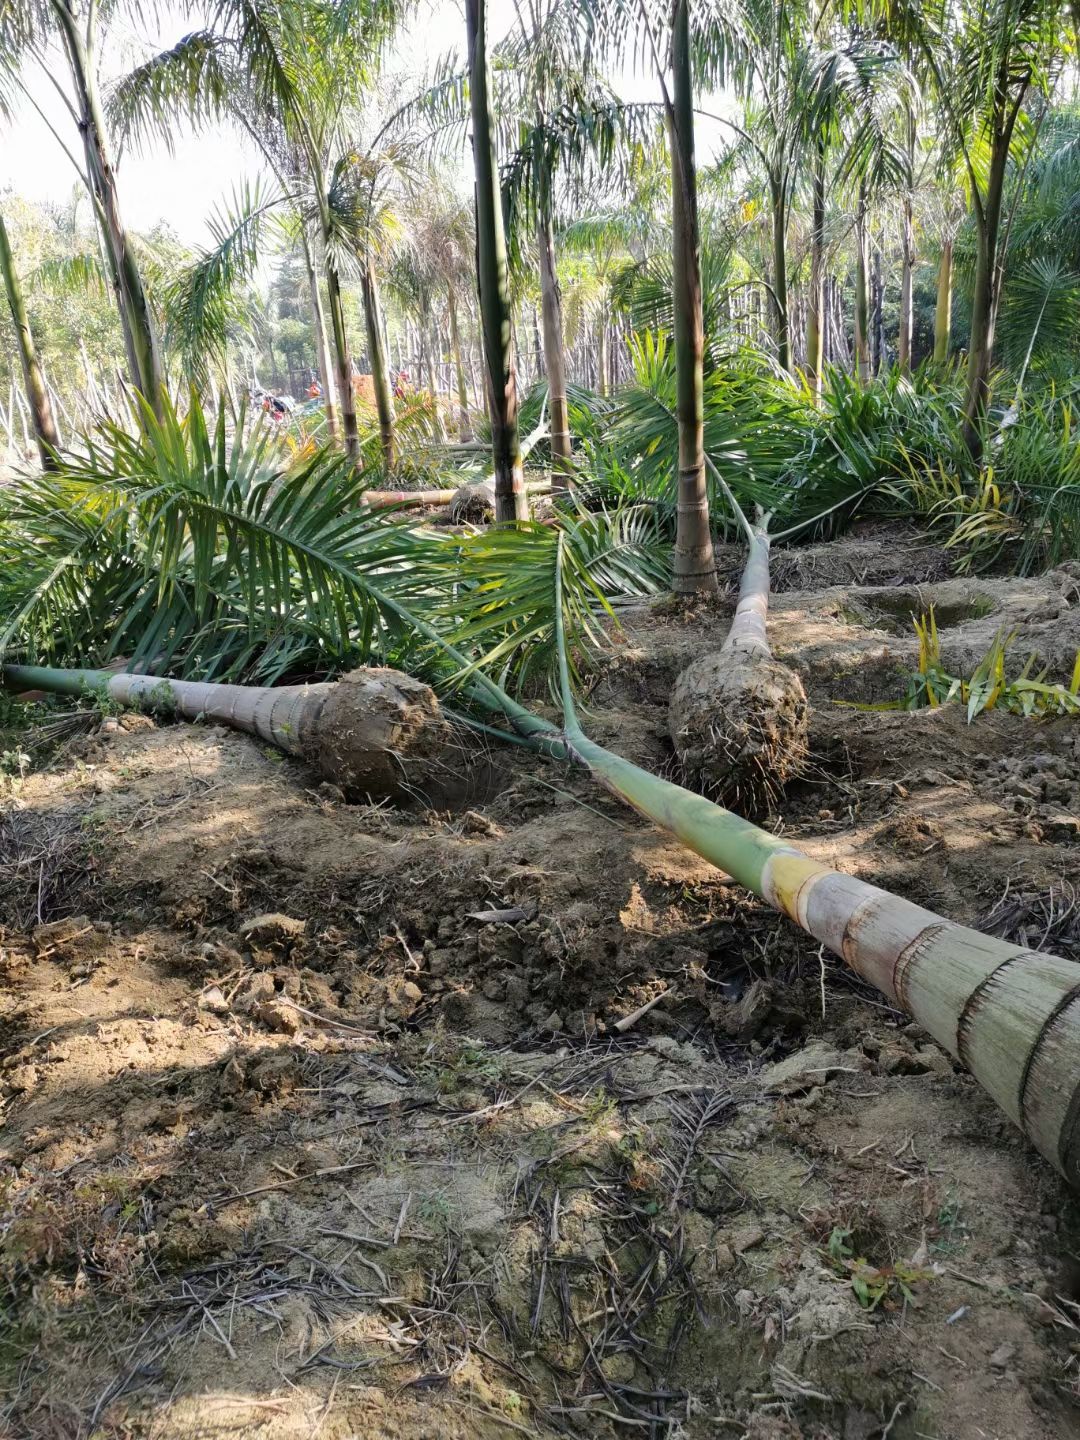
[{"xmin": 0, "ymin": 1, "xmax": 729, "ymax": 250}]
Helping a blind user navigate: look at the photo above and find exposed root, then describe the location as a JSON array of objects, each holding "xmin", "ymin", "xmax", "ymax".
[
  {"xmin": 449, "ymin": 482, "xmax": 496, "ymax": 524},
  {"xmin": 669, "ymin": 652, "xmax": 809, "ymax": 811},
  {"xmin": 304, "ymin": 667, "xmax": 455, "ymax": 805}
]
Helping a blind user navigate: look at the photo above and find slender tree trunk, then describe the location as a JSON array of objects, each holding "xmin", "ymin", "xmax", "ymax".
[
  {"xmin": 668, "ymin": 0, "xmax": 717, "ymax": 593},
  {"xmin": 898, "ymin": 103, "xmax": 916, "ymax": 373},
  {"xmin": 769, "ymin": 178, "xmax": 790, "ymax": 374},
  {"xmin": 853, "ymin": 183, "xmax": 870, "ymax": 382},
  {"xmin": 447, "ymin": 284, "xmax": 472, "ymax": 440},
  {"xmin": 807, "ymin": 141, "xmax": 827, "ymax": 401},
  {"xmin": 360, "ymin": 258, "xmax": 394, "ymax": 471},
  {"xmin": 466, "ymin": 0, "xmax": 527, "ymax": 521},
  {"xmin": 0, "ymin": 212, "xmax": 59, "ymax": 470},
  {"xmin": 301, "ymin": 231, "xmax": 338, "ymax": 441},
  {"xmin": 536, "ymin": 189, "xmax": 572, "ymax": 486},
  {"xmin": 53, "ymin": 0, "xmax": 162, "ymax": 413},
  {"xmin": 324, "ymin": 255, "xmax": 359, "ymax": 463},
  {"xmin": 963, "ymin": 127, "xmax": 1012, "ymax": 458},
  {"xmin": 424, "ymin": 319, "xmax": 446, "ymax": 441},
  {"xmin": 871, "ymin": 241, "xmax": 884, "ymax": 374},
  {"xmin": 596, "ymin": 312, "xmax": 609, "ymax": 400},
  {"xmin": 934, "ymin": 237, "xmax": 954, "ymax": 363}
]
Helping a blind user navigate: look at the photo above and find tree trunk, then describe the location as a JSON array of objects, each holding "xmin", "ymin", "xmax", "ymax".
[
  {"xmin": 425, "ymin": 320, "xmax": 446, "ymax": 441},
  {"xmin": 806, "ymin": 142, "xmax": 827, "ymax": 402},
  {"xmin": 933, "ymin": 238, "xmax": 953, "ymax": 363},
  {"xmin": 596, "ymin": 312, "xmax": 609, "ymax": 399},
  {"xmin": 769, "ymin": 178, "xmax": 790, "ymax": 374},
  {"xmin": 301, "ymin": 231, "xmax": 338, "ymax": 441},
  {"xmin": 447, "ymin": 284, "xmax": 472, "ymax": 440},
  {"xmin": 53, "ymin": 0, "xmax": 162, "ymax": 413},
  {"xmin": 667, "ymin": 0, "xmax": 717, "ymax": 594},
  {"xmin": 898, "ymin": 101, "xmax": 916, "ymax": 373},
  {"xmin": 466, "ymin": 0, "xmax": 527, "ymax": 522},
  {"xmin": 0, "ymin": 212, "xmax": 59, "ymax": 470},
  {"xmin": 324, "ymin": 255, "xmax": 360, "ymax": 463},
  {"xmin": 963, "ymin": 129, "xmax": 1012, "ymax": 457},
  {"xmin": 536, "ymin": 190, "xmax": 572, "ymax": 486},
  {"xmin": 853, "ymin": 183, "xmax": 870, "ymax": 382},
  {"xmin": 872, "ymin": 241, "xmax": 884, "ymax": 374},
  {"xmin": 360, "ymin": 258, "xmax": 395, "ymax": 471}
]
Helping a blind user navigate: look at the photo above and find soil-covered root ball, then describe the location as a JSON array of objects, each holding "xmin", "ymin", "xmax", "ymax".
[
  {"xmin": 302, "ymin": 667, "xmax": 455, "ymax": 804},
  {"xmin": 449, "ymin": 482, "xmax": 496, "ymax": 524},
  {"xmin": 669, "ymin": 652, "xmax": 809, "ymax": 808}
]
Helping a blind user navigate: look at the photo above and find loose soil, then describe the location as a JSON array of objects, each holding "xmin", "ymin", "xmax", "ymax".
[{"xmin": 2, "ymin": 522, "xmax": 1080, "ymax": 1440}]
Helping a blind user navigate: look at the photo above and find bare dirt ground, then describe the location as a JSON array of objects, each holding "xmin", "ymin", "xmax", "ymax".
[{"xmin": 2, "ymin": 522, "xmax": 1080, "ymax": 1440}]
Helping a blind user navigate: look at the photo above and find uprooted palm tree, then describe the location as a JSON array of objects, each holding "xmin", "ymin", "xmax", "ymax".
[{"xmin": 3, "ymin": 396, "xmax": 1078, "ymax": 1188}]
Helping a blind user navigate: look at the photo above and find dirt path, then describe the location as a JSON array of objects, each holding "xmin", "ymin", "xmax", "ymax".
[{"xmin": 2, "ymin": 525, "xmax": 1079, "ymax": 1439}]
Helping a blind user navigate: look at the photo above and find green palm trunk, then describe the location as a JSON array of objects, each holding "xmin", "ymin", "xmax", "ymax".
[
  {"xmin": 360, "ymin": 258, "xmax": 395, "ymax": 471},
  {"xmin": 466, "ymin": 0, "xmax": 528, "ymax": 523},
  {"xmin": 0, "ymin": 212, "xmax": 60, "ymax": 471},
  {"xmin": 934, "ymin": 238, "xmax": 954, "ymax": 362},
  {"xmin": 668, "ymin": 0, "xmax": 717, "ymax": 594}
]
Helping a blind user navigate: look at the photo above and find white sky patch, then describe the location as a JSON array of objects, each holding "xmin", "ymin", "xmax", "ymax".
[{"xmin": 0, "ymin": 0, "xmax": 736, "ymax": 248}]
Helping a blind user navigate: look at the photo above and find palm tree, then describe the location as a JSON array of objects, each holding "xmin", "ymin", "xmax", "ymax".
[
  {"xmin": 0, "ymin": 209, "xmax": 59, "ymax": 469},
  {"xmin": 466, "ymin": 0, "xmax": 528, "ymax": 522},
  {"xmin": 112, "ymin": 0, "xmax": 406, "ymax": 463},
  {"xmin": 914, "ymin": 0, "xmax": 1071, "ymax": 454},
  {"xmin": 0, "ymin": 0, "xmax": 163, "ymax": 408}
]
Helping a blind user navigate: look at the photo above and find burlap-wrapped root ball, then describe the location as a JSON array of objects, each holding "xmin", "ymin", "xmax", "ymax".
[
  {"xmin": 669, "ymin": 651, "xmax": 809, "ymax": 809},
  {"xmin": 302, "ymin": 667, "xmax": 454, "ymax": 804}
]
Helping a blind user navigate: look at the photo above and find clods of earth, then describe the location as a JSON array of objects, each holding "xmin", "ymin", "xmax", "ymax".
[{"xmin": 2, "ymin": 523, "xmax": 1080, "ymax": 1439}]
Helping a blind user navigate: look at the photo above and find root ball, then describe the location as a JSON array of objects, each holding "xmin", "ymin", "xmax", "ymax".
[
  {"xmin": 305, "ymin": 667, "xmax": 454, "ymax": 803},
  {"xmin": 449, "ymin": 482, "xmax": 496, "ymax": 524},
  {"xmin": 669, "ymin": 652, "xmax": 809, "ymax": 808}
]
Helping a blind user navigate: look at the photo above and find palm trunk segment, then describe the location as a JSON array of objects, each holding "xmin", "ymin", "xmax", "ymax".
[
  {"xmin": 360, "ymin": 259, "xmax": 396, "ymax": 471},
  {"xmin": 536, "ymin": 194, "xmax": 572, "ymax": 487},
  {"xmin": 0, "ymin": 212, "xmax": 60, "ymax": 471},
  {"xmin": 466, "ymin": 0, "xmax": 528, "ymax": 523},
  {"xmin": 934, "ymin": 239, "xmax": 954, "ymax": 363},
  {"xmin": 668, "ymin": 0, "xmax": 717, "ymax": 594},
  {"xmin": 447, "ymin": 285, "xmax": 472, "ymax": 441}
]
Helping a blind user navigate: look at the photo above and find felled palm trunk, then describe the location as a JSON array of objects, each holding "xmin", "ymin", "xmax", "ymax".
[
  {"xmin": 5, "ymin": 665, "xmax": 451, "ymax": 804},
  {"xmin": 0, "ymin": 212, "xmax": 59, "ymax": 471}
]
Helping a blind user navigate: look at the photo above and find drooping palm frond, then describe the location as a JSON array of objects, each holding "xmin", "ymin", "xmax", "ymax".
[
  {"xmin": 444, "ymin": 497, "xmax": 670, "ymax": 696},
  {"xmin": 29, "ymin": 253, "xmax": 109, "ymax": 297},
  {"xmin": 108, "ymin": 29, "xmax": 233, "ymax": 155},
  {"xmin": 0, "ymin": 392, "xmax": 455, "ymax": 685},
  {"xmin": 999, "ymin": 256, "xmax": 1080, "ymax": 387},
  {"xmin": 161, "ymin": 180, "xmax": 285, "ymax": 384}
]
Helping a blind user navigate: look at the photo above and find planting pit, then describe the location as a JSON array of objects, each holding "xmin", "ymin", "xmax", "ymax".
[{"xmin": 2, "ymin": 521, "xmax": 1079, "ymax": 1440}]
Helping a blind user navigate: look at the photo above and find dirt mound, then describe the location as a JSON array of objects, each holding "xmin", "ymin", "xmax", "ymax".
[{"xmin": 2, "ymin": 526, "xmax": 1080, "ymax": 1440}]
